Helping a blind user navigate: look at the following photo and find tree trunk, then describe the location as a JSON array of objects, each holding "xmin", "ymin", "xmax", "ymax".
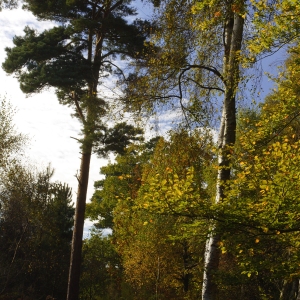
[
  {"xmin": 67, "ymin": 14, "xmax": 101, "ymax": 298},
  {"xmin": 201, "ymin": 10, "xmax": 244, "ymax": 300},
  {"xmin": 280, "ymin": 278, "xmax": 299, "ymax": 300},
  {"xmin": 67, "ymin": 145, "xmax": 92, "ymax": 300},
  {"xmin": 296, "ymin": 280, "xmax": 300, "ymax": 300}
]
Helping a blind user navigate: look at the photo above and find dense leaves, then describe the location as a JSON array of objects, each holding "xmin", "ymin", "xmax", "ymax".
[
  {"xmin": 108, "ymin": 130, "xmax": 213, "ymax": 299},
  {"xmin": 0, "ymin": 98, "xmax": 74, "ymax": 300},
  {"xmin": 80, "ymin": 231, "xmax": 126, "ymax": 300},
  {"xmin": 4, "ymin": 0, "xmax": 300, "ymax": 298},
  {"xmin": 0, "ymin": 165, "xmax": 74, "ymax": 299}
]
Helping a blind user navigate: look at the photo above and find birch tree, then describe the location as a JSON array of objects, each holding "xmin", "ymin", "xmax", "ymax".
[{"xmin": 122, "ymin": 1, "xmax": 244, "ymax": 298}]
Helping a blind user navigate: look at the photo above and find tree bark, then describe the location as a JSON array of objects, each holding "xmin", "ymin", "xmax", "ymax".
[
  {"xmin": 67, "ymin": 6, "xmax": 101, "ymax": 298},
  {"xmin": 67, "ymin": 146, "xmax": 92, "ymax": 300},
  {"xmin": 280, "ymin": 278, "xmax": 299, "ymax": 300},
  {"xmin": 296, "ymin": 280, "xmax": 300, "ymax": 300},
  {"xmin": 201, "ymin": 10, "xmax": 244, "ymax": 300}
]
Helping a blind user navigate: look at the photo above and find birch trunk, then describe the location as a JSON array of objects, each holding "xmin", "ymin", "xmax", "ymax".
[
  {"xmin": 280, "ymin": 278, "xmax": 299, "ymax": 300},
  {"xmin": 296, "ymin": 280, "xmax": 300, "ymax": 300},
  {"xmin": 202, "ymin": 10, "xmax": 245, "ymax": 300}
]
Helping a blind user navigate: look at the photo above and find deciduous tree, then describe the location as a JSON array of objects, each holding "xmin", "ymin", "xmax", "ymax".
[
  {"xmin": 121, "ymin": 1, "xmax": 300, "ymax": 298},
  {"xmin": 113, "ymin": 130, "xmax": 212, "ymax": 299},
  {"xmin": 0, "ymin": 96, "xmax": 26, "ymax": 170}
]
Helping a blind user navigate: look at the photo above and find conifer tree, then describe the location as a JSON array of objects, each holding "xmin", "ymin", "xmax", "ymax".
[{"xmin": 2, "ymin": 1, "xmax": 150, "ymax": 299}]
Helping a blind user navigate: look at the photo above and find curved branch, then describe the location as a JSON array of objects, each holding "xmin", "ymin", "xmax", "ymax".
[
  {"xmin": 177, "ymin": 74, "xmax": 192, "ymax": 128},
  {"xmin": 181, "ymin": 64, "xmax": 225, "ymax": 84},
  {"xmin": 102, "ymin": 60, "xmax": 126, "ymax": 81},
  {"xmin": 101, "ymin": 50, "xmax": 132, "ymax": 61},
  {"xmin": 187, "ymin": 77, "xmax": 225, "ymax": 93}
]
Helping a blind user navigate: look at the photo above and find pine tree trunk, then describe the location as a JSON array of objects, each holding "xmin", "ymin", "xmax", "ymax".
[
  {"xmin": 67, "ymin": 17, "xmax": 101, "ymax": 298},
  {"xmin": 67, "ymin": 145, "xmax": 92, "ymax": 300},
  {"xmin": 201, "ymin": 11, "xmax": 244, "ymax": 300}
]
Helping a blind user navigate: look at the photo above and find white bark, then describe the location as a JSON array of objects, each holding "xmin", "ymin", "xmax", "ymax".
[{"xmin": 201, "ymin": 11, "xmax": 244, "ymax": 300}]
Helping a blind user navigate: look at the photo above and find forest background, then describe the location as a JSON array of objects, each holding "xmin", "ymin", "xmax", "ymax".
[{"xmin": 1, "ymin": 0, "xmax": 300, "ymax": 300}]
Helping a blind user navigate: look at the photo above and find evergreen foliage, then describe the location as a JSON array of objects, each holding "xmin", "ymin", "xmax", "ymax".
[
  {"xmin": 2, "ymin": 1, "xmax": 152, "ymax": 298},
  {"xmin": 0, "ymin": 165, "xmax": 74, "ymax": 299}
]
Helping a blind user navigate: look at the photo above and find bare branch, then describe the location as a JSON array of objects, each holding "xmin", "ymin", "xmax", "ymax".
[
  {"xmin": 186, "ymin": 77, "xmax": 225, "ymax": 93},
  {"xmin": 102, "ymin": 60, "xmax": 126, "ymax": 81},
  {"xmin": 181, "ymin": 64, "xmax": 225, "ymax": 84}
]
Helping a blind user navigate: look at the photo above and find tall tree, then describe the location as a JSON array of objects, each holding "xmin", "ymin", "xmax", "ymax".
[
  {"xmin": 2, "ymin": 1, "xmax": 150, "ymax": 299},
  {"xmin": 123, "ymin": 1, "xmax": 244, "ymax": 297},
  {"xmin": 201, "ymin": 4, "xmax": 244, "ymax": 299}
]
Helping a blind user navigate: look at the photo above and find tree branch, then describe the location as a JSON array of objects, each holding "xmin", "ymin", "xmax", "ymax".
[
  {"xmin": 102, "ymin": 60, "xmax": 126, "ymax": 81},
  {"xmin": 71, "ymin": 92, "xmax": 86, "ymax": 123},
  {"xmin": 181, "ymin": 64, "xmax": 225, "ymax": 84}
]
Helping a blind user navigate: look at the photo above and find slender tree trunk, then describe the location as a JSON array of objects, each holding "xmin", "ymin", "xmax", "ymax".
[
  {"xmin": 182, "ymin": 242, "xmax": 190, "ymax": 293},
  {"xmin": 67, "ymin": 144, "xmax": 92, "ymax": 300},
  {"xmin": 296, "ymin": 280, "xmax": 300, "ymax": 300},
  {"xmin": 201, "ymin": 10, "xmax": 244, "ymax": 300},
  {"xmin": 280, "ymin": 278, "xmax": 299, "ymax": 300},
  {"xmin": 67, "ymin": 9, "xmax": 101, "ymax": 297}
]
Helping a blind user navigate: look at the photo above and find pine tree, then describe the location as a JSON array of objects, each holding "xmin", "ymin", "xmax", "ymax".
[{"xmin": 2, "ymin": 1, "xmax": 150, "ymax": 299}]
